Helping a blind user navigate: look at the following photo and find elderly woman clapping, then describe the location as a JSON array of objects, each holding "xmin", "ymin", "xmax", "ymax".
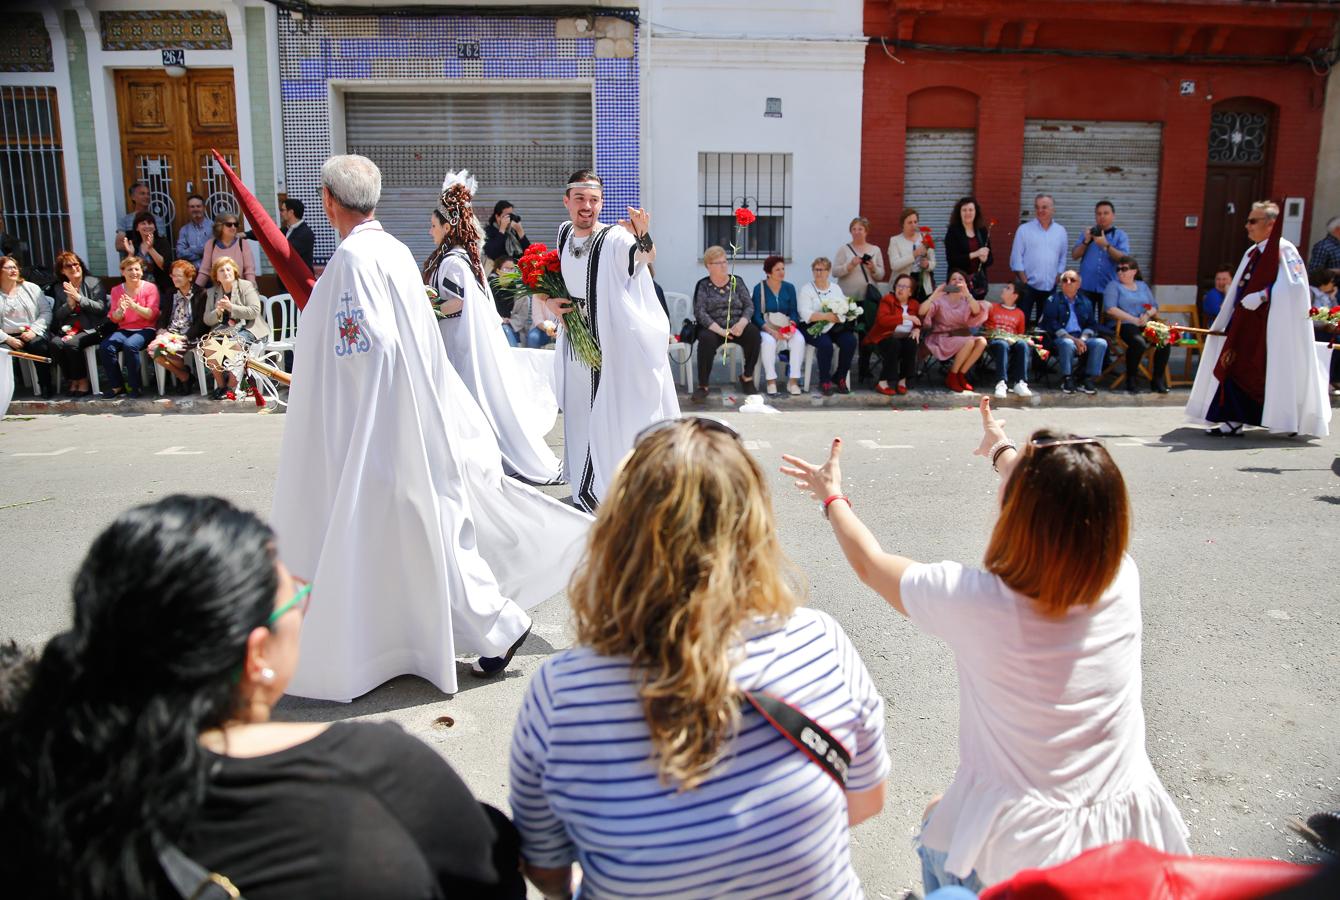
[{"xmin": 781, "ymin": 399, "xmax": 1190, "ymax": 894}]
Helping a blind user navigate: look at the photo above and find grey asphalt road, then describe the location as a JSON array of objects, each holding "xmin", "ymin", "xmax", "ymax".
[{"xmin": 1, "ymin": 406, "xmax": 1336, "ymax": 897}]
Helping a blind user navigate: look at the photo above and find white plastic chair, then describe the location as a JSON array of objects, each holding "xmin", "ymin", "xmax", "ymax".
[
  {"xmin": 264, "ymin": 293, "xmax": 299, "ymax": 369},
  {"xmin": 17, "ymin": 358, "xmax": 42, "ymax": 397},
  {"xmin": 665, "ymin": 291, "xmax": 695, "ymax": 391}
]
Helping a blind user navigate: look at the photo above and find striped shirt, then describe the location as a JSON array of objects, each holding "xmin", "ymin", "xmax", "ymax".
[{"xmin": 509, "ymin": 607, "xmax": 890, "ymax": 899}]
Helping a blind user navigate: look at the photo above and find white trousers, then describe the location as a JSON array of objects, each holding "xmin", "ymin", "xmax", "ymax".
[{"xmin": 760, "ymin": 329, "xmax": 807, "ymax": 381}]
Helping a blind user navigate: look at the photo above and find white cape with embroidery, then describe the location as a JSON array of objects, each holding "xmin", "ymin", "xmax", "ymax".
[
  {"xmin": 271, "ymin": 221, "xmax": 591, "ymax": 702},
  {"xmin": 1184, "ymin": 237, "xmax": 1331, "ymax": 437},
  {"xmin": 433, "ymin": 248, "xmax": 561, "ymax": 483}
]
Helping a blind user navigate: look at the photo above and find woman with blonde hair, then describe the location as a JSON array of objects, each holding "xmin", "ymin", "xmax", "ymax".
[
  {"xmin": 781, "ymin": 398, "xmax": 1190, "ymax": 895},
  {"xmin": 202, "ymin": 257, "xmax": 270, "ymax": 399},
  {"xmin": 510, "ymin": 417, "xmax": 890, "ymax": 899}
]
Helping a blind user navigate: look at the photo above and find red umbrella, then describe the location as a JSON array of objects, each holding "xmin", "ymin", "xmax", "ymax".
[{"xmin": 210, "ymin": 149, "xmax": 315, "ymax": 310}]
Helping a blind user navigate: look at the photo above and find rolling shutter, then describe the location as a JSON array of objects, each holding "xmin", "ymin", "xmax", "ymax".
[
  {"xmin": 1020, "ymin": 120, "xmax": 1163, "ymax": 277},
  {"xmin": 344, "ymin": 91, "xmax": 593, "ymax": 265},
  {"xmin": 903, "ymin": 129, "xmax": 975, "ymax": 286}
]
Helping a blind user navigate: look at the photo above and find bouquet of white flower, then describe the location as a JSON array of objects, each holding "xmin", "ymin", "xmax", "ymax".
[{"xmin": 808, "ymin": 294, "xmax": 863, "ymax": 337}]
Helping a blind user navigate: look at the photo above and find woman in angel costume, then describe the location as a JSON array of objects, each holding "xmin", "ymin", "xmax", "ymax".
[
  {"xmin": 533, "ymin": 170, "xmax": 680, "ymax": 512},
  {"xmin": 425, "ymin": 171, "xmax": 562, "ymax": 484},
  {"xmin": 270, "ymin": 155, "xmax": 591, "ymax": 702}
]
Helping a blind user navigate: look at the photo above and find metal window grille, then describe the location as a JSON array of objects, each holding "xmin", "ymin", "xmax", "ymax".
[
  {"xmin": 200, "ymin": 151, "xmax": 240, "ymax": 221},
  {"xmin": 0, "ymin": 87, "xmax": 71, "ymax": 279},
  {"xmin": 699, "ymin": 152, "xmax": 791, "ymax": 259}
]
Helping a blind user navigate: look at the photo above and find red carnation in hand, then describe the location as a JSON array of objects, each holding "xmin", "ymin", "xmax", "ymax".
[
  {"xmin": 919, "ymin": 226, "xmax": 936, "ymax": 249},
  {"xmin": 544, "ymin": 250, "xmax": 561, "ymax": 273},
  {"xmin": 734, "ymin": 207, "xmax": 756, "ymax": 227}
]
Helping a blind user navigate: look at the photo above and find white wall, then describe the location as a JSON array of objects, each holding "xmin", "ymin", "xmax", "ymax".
[
  {"xmin": 644, "ymin": 35, "xmax": 865, "ymax": 296},
  {"xmin": 647, "ymin": 0, "xmax": 862, "ymax": 39}
]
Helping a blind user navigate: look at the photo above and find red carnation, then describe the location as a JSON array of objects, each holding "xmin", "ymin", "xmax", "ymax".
[
  {"xmin": 734, "ymin": 208, "xmax": 756, "ymax": 227},
  {"xmin": 522, "ymin": 271, "xmax": 541, "ymax": 289},
  {"xmin": 545, "ymin": 253, "xmax": 561, "ymax": 274},
  {"xmin": 1330, "ymin": 305, "xmax": 1340, "ymax": 316}
]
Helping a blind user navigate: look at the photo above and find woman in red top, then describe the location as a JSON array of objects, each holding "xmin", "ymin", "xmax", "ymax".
[
  {"xmin": 98, "ymin": 256, "xmax": 161, "ymax": 398},
  {"xmin": 866, "ymin": 273, "xmax": 921, "ymax": 395}
]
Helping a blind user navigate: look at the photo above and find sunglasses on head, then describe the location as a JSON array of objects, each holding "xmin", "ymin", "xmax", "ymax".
[
  {"xmin": 1029, "ymin": 436, "xmax": 1101, "ymax": 450},
  {"xmin": 634, "ymin": 415, "xmax": 740, "ymax": 447}
]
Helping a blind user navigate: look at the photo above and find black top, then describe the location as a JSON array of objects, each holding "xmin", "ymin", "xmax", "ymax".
[
  {"xmin": 284, "ymin": 221, "xmax": 316, "ymax": 271},
  {"xmin": 943, "ymin": 224, "xmax": 993, "ymax": 278},
  {"xmin": 47, "ymin": 276, "xmax": 108, "ymax": 335},
  {"xmin": 483, "ymin": 223, "xmax": 530, "ymax": 264},
  {"xmin": 120, "ymin": 234, "xmax": 175, "ymax": 295},
  {"xmin": 180, "ymin": 721, "xmax": 524, "ymax": 900}
]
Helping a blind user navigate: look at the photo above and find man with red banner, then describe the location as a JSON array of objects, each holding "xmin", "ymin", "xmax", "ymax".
[{"xmin": 1186, "ymin": 200, "xmax": 1330, "ymax": 438}]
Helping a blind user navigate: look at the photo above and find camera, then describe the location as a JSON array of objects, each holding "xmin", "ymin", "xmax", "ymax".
[
  {"xmin": 861, "ymin": 253, "xmax": 872, "ymax": 263},
  {"xmin": 1090, "ymin": 226, "xmax": 1102, "ymax": 237},
  {"xmin": 947, "ymin": 282, "xmax": 961, "ymax": 294},
  {"xmin": 510, "ymin": 214, "xmax": 521, "ymax": 223}
]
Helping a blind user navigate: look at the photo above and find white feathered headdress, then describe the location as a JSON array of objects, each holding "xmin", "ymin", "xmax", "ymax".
[{"xmin": 441, "ymin": 169, "xmax": 477, "ymax": 198}]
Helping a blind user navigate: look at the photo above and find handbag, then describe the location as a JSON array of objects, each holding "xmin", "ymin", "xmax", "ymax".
[
  {"xmin": 677, "ymin": 318, "xmax": 697, "ymax": 344},
  {"xmin": 968, "ymin": 229, "xmax": 990, "ymax": 300},
  {"xmin": 849, "ymin": 244, "xmax": 882, "ymax": 334},
  {"xmin": 156, "ymin": 837, "xmax": 244, "ymax": 899},
  {"xmin": 744, "ymin": 690, "xmax": 850, "ymax": 788}
]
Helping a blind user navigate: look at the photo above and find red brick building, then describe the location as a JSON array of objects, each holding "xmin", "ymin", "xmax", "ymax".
[{"xmin": 860, "ymin": 0, "xmax": 1339, "ymax": 301}]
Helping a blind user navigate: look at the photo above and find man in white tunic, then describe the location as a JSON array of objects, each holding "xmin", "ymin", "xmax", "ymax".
[
  {"xmin": 537, "ymin": 170, "xmax": 679, "ymax": 511},
  {"xmin": 1186, "ymin": 201, "xmax": 1330, "ymax": 438},
  {"xmin": 271, "ymin": 155, "xmax": 591, "ymax": 701}
]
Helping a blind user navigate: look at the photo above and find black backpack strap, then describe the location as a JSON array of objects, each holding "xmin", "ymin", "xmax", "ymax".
[
  {"xmin": 743, "ymin": 691, "xmax": 850, "ymax": 788},
  {"xmin": 156, "ymin": 839, "xmax": 244, "ymax": 899}
]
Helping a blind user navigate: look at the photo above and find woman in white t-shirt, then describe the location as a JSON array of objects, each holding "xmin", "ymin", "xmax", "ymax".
[
  {"xmin": 510, "ymin": 417, "xmax": 890, "ymax": 900},
  {"xmin": 781, "ymin": 397, "xmax": 1190, "ymax": 894}
]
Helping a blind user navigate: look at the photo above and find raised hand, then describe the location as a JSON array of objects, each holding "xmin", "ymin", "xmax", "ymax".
[
  {"xmin": 619, "ymin": 207, "xmax": 650, "ymax": 236},
  {"xmin": 971, "ymin": 397, "xmax": 1010, "ymax": 459},
  {"xmin": 780, "ymin": 438, "xmax": 843, "ymax": 502}
]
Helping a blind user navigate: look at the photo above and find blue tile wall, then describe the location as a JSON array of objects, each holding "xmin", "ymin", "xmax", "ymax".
[{"xmin": 277, "ymin": 12, "xmax": 638, "ymax": 263}]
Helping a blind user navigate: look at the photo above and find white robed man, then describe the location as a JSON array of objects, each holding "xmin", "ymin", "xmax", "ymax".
[
  {"xmin": 426, "ymin": 170, "xmax": 562, "ymax": 484},
  {"xmin": 1186, "ymin": 200, "xmax": 1330, "ymax": 438},
  {"xmin": 271, "ymin": 155, "xmax": 592, "ymax": 702},
  {"xmin": 534, "ymin": 170, "xmax": 680, "ymax": 511}
]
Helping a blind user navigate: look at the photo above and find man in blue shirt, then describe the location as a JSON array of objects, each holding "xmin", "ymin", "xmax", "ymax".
[
  {"xmin": 1039, "ymin": 269, "xmax": 1107, "ymax": 394},
  {"xmin": 1201, "ymin": 264, "xmax": 1233, "ymax": 323},
  {"xmin": 1071, "ymin": 200, "xmax": 1130, "ymax": 319},
  {"xmin": 1010, "ymin": 193, "xmax": 1068, "ymax": 326},
  {"xmin": 173, "ymin": 193, "xmax": 212, "ymax": 268},
  {"xmin": 1308, "ymin": 215, "xmax": 1340, "ymax": 271}
]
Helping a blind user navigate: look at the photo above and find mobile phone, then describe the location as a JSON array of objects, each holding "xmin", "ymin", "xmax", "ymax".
[{"xmin": 947, "ymin": 283, "xmax": 961, "ymax": 294}]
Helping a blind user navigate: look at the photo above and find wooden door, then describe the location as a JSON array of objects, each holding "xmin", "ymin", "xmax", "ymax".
[
  {"xmin": 114, "ymin": 69, "xmax": 240, "ymax": 239},
  {"xmin": 1197, "ymin": 100, "xmax": 1272, "ymax": 289}
]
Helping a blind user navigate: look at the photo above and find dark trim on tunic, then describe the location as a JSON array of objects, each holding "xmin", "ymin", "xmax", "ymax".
[{"xmin": 571, "ymin": 225, "xmax": 611, "ymax": 513}]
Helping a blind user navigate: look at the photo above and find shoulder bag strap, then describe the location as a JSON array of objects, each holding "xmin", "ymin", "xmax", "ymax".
[
  {"xmin": 848, "ymin": 243, "xmax": 871, "ymax": 285},
  {"xmin": 156, "ymin": 839, "xmax": 244, "ymax": 899},
  {"xmin": 558, "ymin": 222, "xmax": 573, "ymax": 255},
  {"xmin": 743, "ymin": 691, "xmax": 850, "ymax": 788}
]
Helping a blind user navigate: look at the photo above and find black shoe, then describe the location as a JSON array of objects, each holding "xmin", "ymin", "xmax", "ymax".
[
  {"xmin": 835, "ymin": 379, "xmax": 850, "ymax": 395},
  {"xmin": 1125, "ymin": 384, "xmax": 1140, "ymax": 394},
  {"xmin": 740, "ymin": 378, "xmax": 758, "ymax": 395},
  {"xmin": 1080, "ymin": 379, "xmax": 1097, "ymax": 395},
  {"xmin": 691, "ymin": 386, "xmax": 709, "ymax": 403},
  {"xmin": 470, "ymin": 625, "xmax": 532, "ymax": 678},
  {"xmin": 1061, "ymin": 376, "xmax": 1076, "ymax": 394},
  {"xmin": 820, "ymin": 381, "xmax": 835, "ymax": 397},
  {"xmin": 209, "ymin": 386, "xmax": 228, "ymax": 400},
  {"xmin": 126, "ymin": 387, "xmax": 142, "ymax": 399},
  {"xmin": 101, "ymin": 387, "xmax": 122, "ymax": 399},
  {"xmin": 1152, "ymin": 381, "xmax": 1170, "ymax": 394}
]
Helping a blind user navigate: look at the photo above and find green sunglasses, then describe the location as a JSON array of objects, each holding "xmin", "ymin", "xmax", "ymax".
[{"xmin": 267, "ymin": 582, "xmax": 312, "ymax": 626}]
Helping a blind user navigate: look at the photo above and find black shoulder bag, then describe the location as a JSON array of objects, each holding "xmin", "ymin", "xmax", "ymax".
[
  {"xmin": 849, "ymin": 243, "xmax": 882, "ymax": 335},
  {"xmin": 744, "ymin": 691, "xmax": 851, "ymax": 788}
]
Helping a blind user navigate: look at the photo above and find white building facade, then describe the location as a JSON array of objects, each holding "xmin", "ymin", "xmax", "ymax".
[{"xmin": 641, "ymin": 0, "xmax": 866, "ymax": 297}]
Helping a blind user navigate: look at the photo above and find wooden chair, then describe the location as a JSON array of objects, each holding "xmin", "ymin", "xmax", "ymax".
[{"xmin": 1155, "ymin": 303, "xmax": 1202, "ymax": 387}]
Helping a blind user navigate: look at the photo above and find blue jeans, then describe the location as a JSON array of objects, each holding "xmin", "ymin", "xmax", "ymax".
[
  {"xmin": 986, "ymin": 339, "xmax": 1030, "ymax": 384},
  {"xmin": 804, "ymin": 327, "xmax": 858, "ymax": 385},
  {"xmin": 917, "ymin": 839, "xmax": 984, "ymax": 896},
  {"xmin": 501, "ymin": 324, "xmax": 520, "ymax": 347},
  {"xmin": 526, "ymin": 326, "xmax": 555, "ymax": 349},
  {"xmin": 99, "ymin": 328, "xmax": 156, "ymax": 391},
  {"xmin": 1053, "ymin": 334, "xmax": 1107, "ymax": 378}
]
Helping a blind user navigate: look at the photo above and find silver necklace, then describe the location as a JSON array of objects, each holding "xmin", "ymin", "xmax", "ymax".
[{"xmin": 570, "ymin": 230, "xmax": 595, "ymax": 259}]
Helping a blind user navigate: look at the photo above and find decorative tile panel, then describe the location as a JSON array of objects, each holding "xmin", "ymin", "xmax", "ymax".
[
  {"xmin": 100, "ymin": 10, "xmax": 232, "ymax": 51},
  {"xmin": 277, "ymin": 11, "xmax": 640, "ymax": 264},
  {"xmin": 2, "ymin": 13, "xmax": 54, "ymax": 72}
]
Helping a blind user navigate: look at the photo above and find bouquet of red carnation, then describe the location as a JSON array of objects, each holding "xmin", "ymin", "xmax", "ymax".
[
  {"xmin": 985, "ymin": 328, "xmax": 1049, "ymax": 361},
  {"xmin": 918, "ymin": 225, "xmax": 936, "ymax": 250},
  {"xmin": 1142, "ymin": 320, "xmax": 1182, "ymax": 348},
  {"xmin": 494, "ymin": 242, "xmax": 601, "ymax": 369},
  {"xmin": 1308, "ymin": 305, "xmax": 1340, "ymax": 328}
]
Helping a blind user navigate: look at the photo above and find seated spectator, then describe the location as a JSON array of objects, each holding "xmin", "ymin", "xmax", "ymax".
[
  {"xmin": 799, "ymin": 256, "xmax": 860, "ymax": 396},
  {"xmin": 0, "ymin": 494, "xmax": 526, "ymax": 898},
  {"xmin": 1040, "ymin": 270, "xmax": 1107, "ymax": 395},
  {"xmin": 888, "ymin": 208, "xmax": 935, "ymax": 299},
  {"xmin": 752, "ymin": 255, "xmax": 804, "ymax": 396},
  {"xmin": 99, "ymin": 256, "xmax": 160, "ymax": 399},
  {"xmin": 46, "ymin": 251, "xmax": 107, "ymax": 396},
  {"xmin": 196, "ymin": 214, "xmax": 256, "ymax": 288},
  {"xmin": 867, "ymin": 272, "xmax": 921, "ymax": 396},
  {"xmin": 118, "ymin": 210, "xmax": 173, "ymax": 295},
  {"xmin": 1104, "ymin": 255, "xmax": 1170, "ymax": 393},
  {"xmin": 174, "ymin": 193, "xmax": 213, "ymax": 268},
  {"xmin": 1201, "ymin": 263, "xmax": 1233, "ymax": 323},
  {"xmin": 510, "ymin": 418, "xmax": 889, "ymax": 900},
  {"xmin": 493, "ymin": 259, "xmax": 556, "ymax": 350},
  {"xmin": 692, "ymin": 245, "xmax": 759, "ymax": 400},
  {"xmin": 147, "ymin": 259, "xmax": 208, "ymax": 395},
  {"xmin": 202, "ymin": 257, "xmax": 270, "ymax": 400},
  {"xmin": 984, "ymin": 279, "xmax": 1032, "ymax": 398},
  {"xmin": 780, "ymin": 400, "xmax": 1191, "ymax": 895},
  {"xmin": 1309, "ymin": 268, "xmax": 1340, "ymax": 395},
  {"xmin": 920, "ymin": 270, "xmax": 989, "ymax": 393},
  {"xmin": 1, "ymin": 254, "xmax": 54, "ymax": 395}
]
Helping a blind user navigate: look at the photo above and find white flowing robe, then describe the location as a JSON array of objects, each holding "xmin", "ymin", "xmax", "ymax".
[
  {"xmin": 1185, "ymin": 237, "xmax": 1331, "ymax": 437},
  {"xmin": 271, "ymin": 221, "xmax": 591, "ymax": 701},
  {"xmin": 554, "ymin": 222, "xmax": 680, "ymax": 511},
  {"xmin": 433, "ymin": 247, "xmax": 562, "ymax": 484}
]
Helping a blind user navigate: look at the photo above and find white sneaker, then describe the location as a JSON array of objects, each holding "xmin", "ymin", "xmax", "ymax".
[
  {"xmin": 1012, "ymin": 381, "xmax": 1032, "ymax": 397},
  {"xmin": 993, "ymin": 380, "xmax": 1008, "ymax": 398}
]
